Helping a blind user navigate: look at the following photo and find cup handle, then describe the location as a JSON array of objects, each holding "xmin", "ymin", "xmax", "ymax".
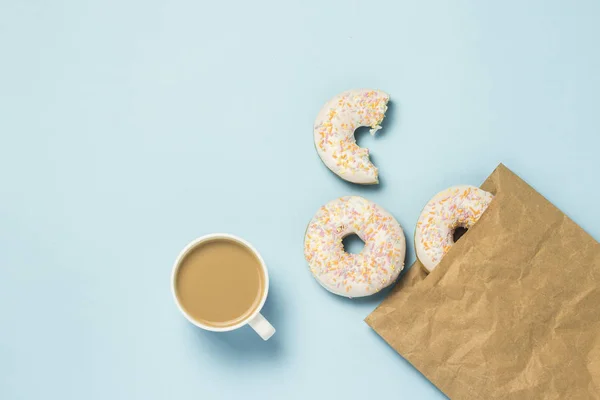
[{"xmin": 248, "ymin": 313, "xmax": 275, "ymax": 341}]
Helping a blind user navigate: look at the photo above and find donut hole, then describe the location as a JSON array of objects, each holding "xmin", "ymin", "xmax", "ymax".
[
  {"xmin": 342, "ymin": 234, "xmax": 365, "ymax": 254},
  {"xmin": 453, "ymin": 226, "xmax": 468, "ymax": 243},
  {"xmin": 353, "ymin": 126, "xmax": 372, "ymax": 147}
]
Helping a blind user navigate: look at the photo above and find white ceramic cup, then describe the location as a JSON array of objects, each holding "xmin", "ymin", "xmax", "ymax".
[{"xmin": 171, "ymin": 233, "xmax": 275, "ymax": 341}]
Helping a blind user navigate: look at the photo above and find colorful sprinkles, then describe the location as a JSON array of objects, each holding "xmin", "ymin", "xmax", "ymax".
[
  {"xmin": 415, "ymin": 185, "xmax": 494, "ymax": 272},
  {"xmin": 313, "ymin": 89, "xmax": 389, "ymax": 184},
  {"xmin": 304, "ymin": 196, "xmax": 406, "ymax": 298}
]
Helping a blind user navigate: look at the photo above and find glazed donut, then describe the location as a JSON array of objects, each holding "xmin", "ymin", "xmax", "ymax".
[
  {"xmin": 313, "ymin": 89, "xmax": 389, "ymax": 185},
  {"xmin": 415, "ymin": 185, "xmax": 493, "ymax": 273},
  {"xmin": 304, "ymin": 196, "xmax": 406, "ymax": 297}
]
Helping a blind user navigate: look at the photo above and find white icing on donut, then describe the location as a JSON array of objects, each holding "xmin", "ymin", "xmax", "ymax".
[
  {"xmin": 415, "ymin": 185, "xmax": 494, "ymax": 273},
  {"xmin": 304, "ymin": 196, "xmax": 406, "ymax": 297},
  {"xmin": 313, "ymin": 89, "xmax": 389, "ymax": 184}
]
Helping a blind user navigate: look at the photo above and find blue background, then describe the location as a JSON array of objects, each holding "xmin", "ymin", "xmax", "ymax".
[{"xmin": 1, "ymin": 1, "xmax": 599, "ymax": 399}]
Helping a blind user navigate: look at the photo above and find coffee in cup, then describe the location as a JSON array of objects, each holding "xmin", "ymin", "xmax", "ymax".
[{"xmin": 171, "ymin": 234, "xmax": 275, "ymax": 340}]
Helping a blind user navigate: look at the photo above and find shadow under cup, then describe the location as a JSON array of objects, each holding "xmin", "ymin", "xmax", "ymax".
[{"xmin": 172, "ymin": 236, "xmax": 267, "ymax": 330}]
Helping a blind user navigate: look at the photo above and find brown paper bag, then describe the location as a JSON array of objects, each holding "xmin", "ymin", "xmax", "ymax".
[{"xmin": 366, "ymin": 164, "xmax": 600, "ymax": 400}]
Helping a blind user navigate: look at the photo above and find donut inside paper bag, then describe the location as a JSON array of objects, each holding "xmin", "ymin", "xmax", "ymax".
[{"xmin": 366, "ymin": 164, "xmax": 600, "ymax": 399}]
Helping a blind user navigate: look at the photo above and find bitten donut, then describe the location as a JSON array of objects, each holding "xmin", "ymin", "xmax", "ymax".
[
  {"xmin": 415, "ymin": 185, "xmax": 493, "ymax": 273},
  {"xmin": 304, "ymin": 196, "xmax": 406, "ymax": 297},
  {"xmin": 313, "ymin": 89, "xmax": 389, "ymax": 185}
]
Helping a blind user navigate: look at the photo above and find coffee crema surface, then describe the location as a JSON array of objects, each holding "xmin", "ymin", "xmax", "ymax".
[{"xmin": 175, "ymin": 239, "xmax": 265, "ymax": 327}]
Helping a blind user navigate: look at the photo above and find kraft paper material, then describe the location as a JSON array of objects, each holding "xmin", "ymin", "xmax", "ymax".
[{"xmin": 366, "ymin": 164, "xmax": 600, "ymax": 399}]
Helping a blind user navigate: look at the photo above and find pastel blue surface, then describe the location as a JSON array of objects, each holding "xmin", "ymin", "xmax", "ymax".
[{"xmin": 1, "ymin": 1, "xmax": 599, "ymax": 399}]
